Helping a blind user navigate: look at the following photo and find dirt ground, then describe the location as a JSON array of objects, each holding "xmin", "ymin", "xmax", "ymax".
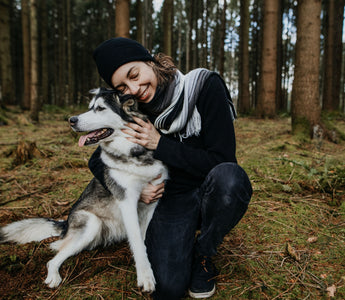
[{"xmin": 0, "ymin": 107, "xmax": 344, "ymax": 299}]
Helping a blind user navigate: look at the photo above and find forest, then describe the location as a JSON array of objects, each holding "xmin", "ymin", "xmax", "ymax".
[
  {"xmin": 0, "ymin": 0, "xmax": 344, "ymax": 134},
  {"xmin": 0, "ymin": 0, "xmax": 345, "ymax": 299}
]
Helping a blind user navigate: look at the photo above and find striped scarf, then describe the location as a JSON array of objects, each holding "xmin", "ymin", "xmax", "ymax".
[{"xmin": 141, "ymin": 68, "xmax": 236, "ymax": 139}]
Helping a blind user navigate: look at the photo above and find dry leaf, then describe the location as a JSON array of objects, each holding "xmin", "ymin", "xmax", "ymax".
[
  {"xmin": 307, "ymin": 236, "xmax": 318, "ymax": 243},
  {"xmin": 326, "ymin": 285, "xmax": 336, "ymax": 297},
  {"xmin": 286, "ymin": 242, "xmax": 300, "ymax": 261}
]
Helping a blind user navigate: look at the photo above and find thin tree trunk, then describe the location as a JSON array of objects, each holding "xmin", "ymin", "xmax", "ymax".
[
  {"xmin": 29, "ymin": 0, "xmax": 39, "ymax": 122},
  {"xmin": 40, "ymin": 0, "xmax": 48, "ymax": 108},
  {"xmin": 239, "ymin": 0, "xmax": 251, "ymax": 113},
  {"xmin": 291, "ymin": 0, "xmax": 322, "ymax": 137},
  {"xmin": 0, "ymin": 0, "xmax": 14, "ymax": 105},
  {"xmin": 67, "ymin": 0, "xmax": 74, "ymax": 105},
  {"xmin": 219, "ymin": 0, "xmax": 226, "ymax": 77},
  {"xmin": 21, "ymin": 0, "xmax": 31, "ymax": 109}
]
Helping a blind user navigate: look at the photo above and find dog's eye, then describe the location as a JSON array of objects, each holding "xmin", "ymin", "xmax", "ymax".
[{"xmin": 96, "ymin": 106, "xmax": 106, "ymax": 112}]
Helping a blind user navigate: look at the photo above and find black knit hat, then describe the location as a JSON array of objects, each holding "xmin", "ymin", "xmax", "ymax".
[{"xmin": 93, "ymin": 37, "xmax": 155, "ymax": 88}]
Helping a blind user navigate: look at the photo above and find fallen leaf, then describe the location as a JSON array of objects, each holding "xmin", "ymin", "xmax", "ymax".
[
  {"xmin": 286, "ymin": 242, "xmax": 300, "ymax": 261},
  {"xmin": 326, "ymin": 285, "xmax": 336, "ymax": 297},
  {"xmin": 307, "ymin": 236, "xmax": 318, "ymax": 243}
]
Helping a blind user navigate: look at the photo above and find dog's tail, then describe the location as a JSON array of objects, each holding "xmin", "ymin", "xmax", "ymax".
[{"xmin": 0, "ymin": 218, "xmax": 66, "ymax": 244}]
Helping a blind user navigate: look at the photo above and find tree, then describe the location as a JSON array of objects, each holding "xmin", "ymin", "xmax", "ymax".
[
  {"xmin": 239, "ymin": 0, "xmax": 251, "ymax": 113},
  {"xmin": 21, "ymin": 0, "xmax": 31, "ymax": 109},
  {"xmin": 40, "ymin": 0, "xmax": 49, "ymax": 108},
  {"xmin": 291, "ymin": 0, "xmax": 322, "ymax": 137},
  {"xmin": 0, "ymin": 0, "xmax": 14, "ymax": 105},
  {"xmin": 219, "ymin": 0, "xmax": 227, "ymax": 77},
  {"xmin": 322, "ymin": 0, "xmax": 345, "ymax": 111},
  {"xmin": 29, "ymin": 0, "xmax": 39, "ymax": 122},
  {"xmin": 163, "ymin": 0, "xmax": 173, "ymax": 57},
  {"xmin": 115, "ymin": 0, "xmax": 130, "ymax": 38},
  {"xmin": 256, "ymin": 0, "xmax": 279, "ymax": 117}
]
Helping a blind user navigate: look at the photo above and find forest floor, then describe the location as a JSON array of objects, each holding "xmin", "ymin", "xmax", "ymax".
[{"xmin": 0, "ymin": 105, "xmax": 344, "ymax": 300}]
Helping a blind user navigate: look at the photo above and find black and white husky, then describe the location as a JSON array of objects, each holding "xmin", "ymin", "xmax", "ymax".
[{"xmin": 0, "ymin": 88, "xmax": 168, "ymax": 292}]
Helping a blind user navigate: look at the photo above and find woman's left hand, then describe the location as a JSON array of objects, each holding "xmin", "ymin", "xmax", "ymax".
[{"xmin": 122, "ymin": 117, "xmax": 161, "ymax": 150}]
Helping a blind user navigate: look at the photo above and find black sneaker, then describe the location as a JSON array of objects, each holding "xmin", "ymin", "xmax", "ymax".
[{"xmin": 188, "ymin": 254, "xmax": 218, "ymax": 299}]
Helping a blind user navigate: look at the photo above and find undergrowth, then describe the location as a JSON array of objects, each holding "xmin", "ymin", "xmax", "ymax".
[{"xmin": 0, "ymin": 107, "xmax": 344, "ymax": 299}]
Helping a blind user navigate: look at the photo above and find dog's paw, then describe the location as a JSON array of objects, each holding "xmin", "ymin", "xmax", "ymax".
[
  {"xmin": 137, "ymin": 268, "xmax": 156, "ymax": 292},
  {"xmin": 44, "ymin": 272, "xmax": 62, "ymax": 288}
]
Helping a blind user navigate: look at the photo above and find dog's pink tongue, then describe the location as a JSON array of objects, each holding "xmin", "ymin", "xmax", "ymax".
[{"xmin": 78, "ymin": 131, "xmax": 97, "ymax": 147}]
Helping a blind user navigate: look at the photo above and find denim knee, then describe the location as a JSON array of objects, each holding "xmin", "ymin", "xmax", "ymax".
[{"xmin": 203, "ymin": 162, "xmax": 252, "ymax": 205}]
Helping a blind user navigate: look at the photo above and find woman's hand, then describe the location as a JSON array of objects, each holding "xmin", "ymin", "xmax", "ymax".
[
  {"xmin": 122, "ymin": 117, "xmax": 161, "ymax": 150},
  {"xmin": 140, "ymin": 178, "xmax": 165, "ymax": 204}
]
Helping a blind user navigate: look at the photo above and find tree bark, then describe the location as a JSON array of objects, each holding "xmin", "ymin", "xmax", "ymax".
[
  {"xmin": 115, "ymin": 0, "xmax": 130, "ymax": 38},
  {"xmin": 163, "ymin": 0, "xmax": 173, "ymax": 57},
  {"xmin": 291, "ymin": 0, "xmax": 322, "ymax": 137},
  {"xmin": 239, "ymin": 0, "xmax": 251, "ymax": 113},
  {"xmin": 0, "ymin": 0, "xmax": 14, "ymax": 105},
  {"xmin": 219, "ymin": 0, "xmax": 227, "ymax": 78},
  {"xmin": 29, "ymin": 0, "xmax": 39, "ymax": 122},
  {"xmin": 322, "ymin": 0, "xmax": 344, "ymax": 111},
  {"xmin": 40, "ymin": 0, "xmax": 48, "ymax": 108},
  {"xmin": 21, "ymin": 0, "xmax": 31, "ymax": 109},
  {"xmin": 256, "ymin": 0, "xmax": 279, "ymax": 117}
]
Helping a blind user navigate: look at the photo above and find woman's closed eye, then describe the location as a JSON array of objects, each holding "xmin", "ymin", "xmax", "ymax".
[{"xmin": 117, "ymin": 85, "xmax": 127, "ymax": 93}]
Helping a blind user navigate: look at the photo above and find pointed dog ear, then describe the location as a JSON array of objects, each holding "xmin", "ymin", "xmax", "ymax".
[{"xmin": 121, "ymin": 96, "xmax": 148, "ymax": 121}]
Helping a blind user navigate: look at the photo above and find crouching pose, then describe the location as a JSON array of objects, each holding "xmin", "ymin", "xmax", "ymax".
[{"xmin": 91, "ymin": 38, "xmax": 253, "ymax": 299}]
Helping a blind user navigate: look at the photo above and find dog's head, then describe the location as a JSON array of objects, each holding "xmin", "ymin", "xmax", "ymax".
[{"xmin": 69, "ymin": 88, "xmax": 147, "ymax": 147}]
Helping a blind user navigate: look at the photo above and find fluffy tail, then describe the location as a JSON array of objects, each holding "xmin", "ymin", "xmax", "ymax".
[{"xmin": 0, "ymin": 218, "xmax": 66, "ymax": 244}]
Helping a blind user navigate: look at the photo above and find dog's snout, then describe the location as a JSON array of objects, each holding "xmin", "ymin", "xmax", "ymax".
[{"xmin": 69, "ymin": 116, "xmax": 78, "ymax": 126}]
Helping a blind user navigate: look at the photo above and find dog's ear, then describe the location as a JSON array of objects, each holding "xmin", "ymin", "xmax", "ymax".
[
  {"xmin": 89, "ymin": 88, "xmax": 100, "ymax": 95},
  {"xmin": 121, "ymin": 97, "xmax": 148, "ymax": 121}
]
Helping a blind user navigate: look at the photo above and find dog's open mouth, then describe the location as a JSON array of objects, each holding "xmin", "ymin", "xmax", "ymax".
[{"xmin": 78, "ymin": 128, "xmax": 114, "ymax": 147}]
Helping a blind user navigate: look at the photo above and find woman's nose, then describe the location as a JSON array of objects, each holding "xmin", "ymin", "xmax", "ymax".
[{"xmin": 127, "ymin": 82, "xmax": 140, "ymax": 95}]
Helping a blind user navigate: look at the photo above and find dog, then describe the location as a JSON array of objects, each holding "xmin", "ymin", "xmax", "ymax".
[{"xmin": 0, "ymin": 88, "xmax": 168, "ymax": 292}]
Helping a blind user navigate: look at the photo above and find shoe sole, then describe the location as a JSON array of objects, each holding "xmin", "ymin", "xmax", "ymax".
[{"xmin": 188, "ymin": 284, "xmax": 216, "ymax": 299}]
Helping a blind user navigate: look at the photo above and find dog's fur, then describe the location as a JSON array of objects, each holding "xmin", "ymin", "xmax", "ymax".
[{"xmin": 0, "ymin": 88, "xmax": 168, "ymax": 292}]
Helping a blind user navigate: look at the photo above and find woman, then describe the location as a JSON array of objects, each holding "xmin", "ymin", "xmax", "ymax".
[{"xmin": 91, "ymin": 37, "xmax": 252, "ymax": 299}]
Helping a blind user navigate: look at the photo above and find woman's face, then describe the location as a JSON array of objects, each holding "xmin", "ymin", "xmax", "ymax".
[{"xmin": 111, "ymin": 61, "xmax": 158, "ymax": 103}]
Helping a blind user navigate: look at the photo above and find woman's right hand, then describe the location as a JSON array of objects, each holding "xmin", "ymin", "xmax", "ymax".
[{"xmin": 140, "ymin": 178, "xmax": 165, "ymax": 204}]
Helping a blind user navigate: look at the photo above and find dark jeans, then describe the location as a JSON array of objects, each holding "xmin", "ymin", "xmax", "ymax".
[{"xmin": 145, "ymin": 162, "xmax": 252, "ymax": 300}]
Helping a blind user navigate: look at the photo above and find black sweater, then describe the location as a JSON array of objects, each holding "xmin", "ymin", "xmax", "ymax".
[{"xmin": 152, "ymin": 74, "xmax": 237, "ymax": 193}]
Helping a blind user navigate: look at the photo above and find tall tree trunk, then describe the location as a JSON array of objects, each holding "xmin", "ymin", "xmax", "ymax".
[
  {"xmin": 67, "ymin": 0, "xmax": 74, "ymax": 105},
  {"xmin": 322, "ymin": 0, "xmax": 344, "ymax": 111},
  {"xmin": 136, "ymin": 0, "xmax": 143, "ymax": 44},
  {"xmin": 186, "ymin": 0, "xmax": 193, "ymax": 72},
  {"xmin": 29, "ymin": 0, "xmax": 39, "ymax": 122},
  {"xmin": 276, "ymin": 0, "xmax": 283, "ymax": 111},
  {"xmin": 163, "ymin": 0, "xmax": 173, "ymax": 57},
  {"xmin": 21, "ymin": 0, "xmax": 31, "ymax": 109},
  {"xmin": 239, "ymin": 0, "xmax": 251, "ymax": 113},
  {"xmin": 57, "ymin": 0, "xmax": 66, "ymax": 106},
  {"xmin": 40, "ymin": 0, "xmax": 48, "ymax": 108},
  {"xmin": 291, "ymin": 0, "xmax": 322, "ymax": 137},
  {"xmin": 219, "ymin": 0, "xmax": 226, "ymax": 77},
  {"xmin": 0, "ymin": 0, "xmax": 14, "ymax": 105},
  {"xmin": 256, "ymin": 0, "xmax": 279, "ymax": 117},
  {"xmin": 115, "ymin": 0, "xmax": 130, "ymax": 38}
]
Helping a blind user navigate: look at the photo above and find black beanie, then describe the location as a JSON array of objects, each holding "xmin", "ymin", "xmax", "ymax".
[{"xmin": 93, "ymin": 37, "xmax": 155, "ymax": 88}]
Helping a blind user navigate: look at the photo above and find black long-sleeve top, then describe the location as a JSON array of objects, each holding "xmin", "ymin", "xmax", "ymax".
[{"xmin": 152, "ymin": 74, "xmax": 237, "ymax": 193}]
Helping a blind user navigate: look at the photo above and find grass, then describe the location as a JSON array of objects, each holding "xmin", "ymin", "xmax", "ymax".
[{"xmin": 0, "ymin": 106, "xmax": 344, "ymax": 299}]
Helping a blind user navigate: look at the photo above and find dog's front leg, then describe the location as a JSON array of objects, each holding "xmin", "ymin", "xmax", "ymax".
[{"xmin": 118, "ymin": 196, "xmax": 156, "ymax": 292}]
